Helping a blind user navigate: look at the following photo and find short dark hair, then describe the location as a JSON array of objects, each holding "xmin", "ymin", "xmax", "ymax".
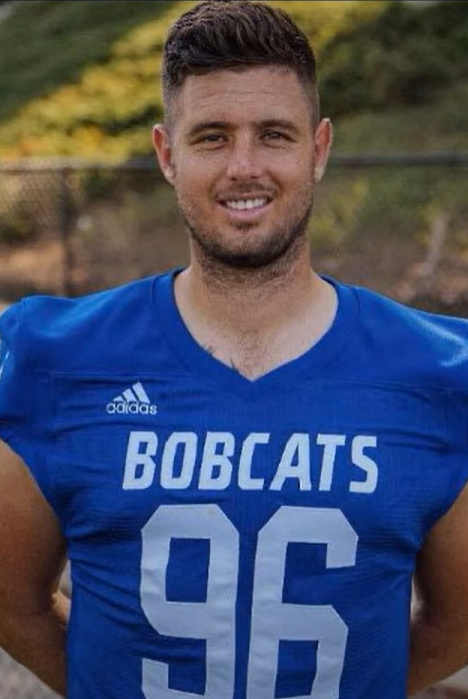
[{"xmin": 162, "ymin": 0, "xmax": 320, "ymax": 126}]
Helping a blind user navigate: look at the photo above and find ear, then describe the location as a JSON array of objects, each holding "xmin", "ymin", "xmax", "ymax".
[
  {"xmin": 153, "ymin": 124, "xmax": 176, "ymax": 185},
  {"xmin": 313, "ymin": 118, "xmax": 333, "ymax": 183}
]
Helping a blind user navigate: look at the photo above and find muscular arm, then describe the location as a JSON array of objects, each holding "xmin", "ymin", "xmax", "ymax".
[
  {"xmin": 0, "ymin": 440, "xmax": 68, "ymax": 697},
  {"xmin": 408, "ymin": 482, "xmax": 468, "ymax": 696}
]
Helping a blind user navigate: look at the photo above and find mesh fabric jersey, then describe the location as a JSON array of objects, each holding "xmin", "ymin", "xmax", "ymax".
[{"xmin": 1, "ymin": 270, "xmax": 468, "ymax": 699}]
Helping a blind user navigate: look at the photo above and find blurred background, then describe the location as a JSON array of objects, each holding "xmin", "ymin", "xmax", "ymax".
[{"xmin": 0, "ymin": 0, "xmax": 467, "ymax": 697}]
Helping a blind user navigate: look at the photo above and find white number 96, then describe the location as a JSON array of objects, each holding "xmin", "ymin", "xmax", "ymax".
[{"xmin": 141, "ymin": 504, "xmax": 358, "ymax": 699}]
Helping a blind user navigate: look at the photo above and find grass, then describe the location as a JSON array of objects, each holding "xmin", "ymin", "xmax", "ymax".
[
  {"xmin": 0, "ymin": 0, "xmax": 173, "ymax": 123},
  {"xmin": 332, "ymin": 81, "xmax": 468, "ymax": 154}
]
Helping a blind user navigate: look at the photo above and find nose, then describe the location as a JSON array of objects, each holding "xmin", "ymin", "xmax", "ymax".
[{"xmin": 225, "ymin": 134, "xmax": 262, "ymax": 181}]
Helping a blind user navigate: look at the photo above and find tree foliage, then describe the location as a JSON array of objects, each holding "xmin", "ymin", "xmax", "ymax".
[
  {"xmin": 4, "ymin": 1, "xmax": 467, "ymax": 159},
  {"xmin": 320, "ymin": 0, "xmax": 468, "ymax": 116}
]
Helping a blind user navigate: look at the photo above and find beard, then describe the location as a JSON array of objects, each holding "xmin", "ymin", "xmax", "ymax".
[{"xmin": 178, "ymin": 191, "xmax": 314, "ymax": 272}]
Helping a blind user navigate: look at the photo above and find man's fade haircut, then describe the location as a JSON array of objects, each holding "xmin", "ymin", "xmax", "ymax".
[{"xmin": 162, "ymin": 0, "xmax": 320, "ymax": 128}]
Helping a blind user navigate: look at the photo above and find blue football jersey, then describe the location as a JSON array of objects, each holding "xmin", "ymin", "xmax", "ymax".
[{"xmin": 1, "ymin": 270, "xmax": 468, "ymax": 699}]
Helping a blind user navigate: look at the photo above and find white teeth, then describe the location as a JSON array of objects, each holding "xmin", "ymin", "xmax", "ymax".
[{"xmin": 225, "ymin": 198, "xmax": 268, "ymax": 210}]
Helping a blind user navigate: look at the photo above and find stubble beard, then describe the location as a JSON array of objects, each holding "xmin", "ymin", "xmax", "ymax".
[{"xmin": 179, "ymin": 193, "xmax": 315, "ymax": 279}]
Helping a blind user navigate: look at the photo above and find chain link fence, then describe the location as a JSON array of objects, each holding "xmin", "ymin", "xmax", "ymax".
[
  {"xmin": 0, "ymin": 155, "xmax": 468, "ymax": 698},
  {"xmin": 0, "ymin": 154, "xmax": 468, "ymax": 311},
  {"xmin": 0, "ymin": 159, "xmax": 188, "ymax": 301}
]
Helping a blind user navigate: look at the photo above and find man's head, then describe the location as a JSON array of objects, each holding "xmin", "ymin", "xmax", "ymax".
[
  {"xmin": 154, "ymin": 1, "xmax": 332, "ymax": 273},
  {"xmin": 162, "ymin": 0, "xmax": 320, "ymax": 129}
]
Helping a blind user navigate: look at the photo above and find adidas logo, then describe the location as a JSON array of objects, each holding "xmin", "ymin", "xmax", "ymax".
[{"xmin": 106, "ymin": 382, "xmax": 158, "ymax": 415}]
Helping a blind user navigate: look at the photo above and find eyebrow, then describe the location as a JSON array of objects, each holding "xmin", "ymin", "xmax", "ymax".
[
  {"xmin": 186, "ymin": 119, "xmax": 301, "ymax": 139},
  {"xmin": 258, "ymin": 119, "xmax": 300, "ymax": 135},
  {"xmin": 187, "ymin": 121, "xmax": 230, "ymax": 139}
]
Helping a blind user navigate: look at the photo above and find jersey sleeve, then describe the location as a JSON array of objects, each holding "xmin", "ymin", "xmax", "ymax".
[{"xmin": 0, "ymin": 300, "xmax": 55, "ymax": 504}]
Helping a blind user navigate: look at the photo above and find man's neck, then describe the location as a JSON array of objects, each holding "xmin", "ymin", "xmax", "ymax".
[{"xmin": 173, "ymin": 254, "xmax": 337, "ymax": 380}]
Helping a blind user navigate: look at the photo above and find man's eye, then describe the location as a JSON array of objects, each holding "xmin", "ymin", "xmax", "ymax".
[
  {"xmin": 199, "ymin": 134, "xmax": 225, "ymax": 144},
  {"xmin": 263, "ymin": 131, "xmax": 289, "ymax": 142}
]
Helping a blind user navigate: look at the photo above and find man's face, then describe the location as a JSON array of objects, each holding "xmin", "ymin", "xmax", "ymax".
[{"xmin": 154, "ymin": 66, "xmax": 332, "ymax": 269}]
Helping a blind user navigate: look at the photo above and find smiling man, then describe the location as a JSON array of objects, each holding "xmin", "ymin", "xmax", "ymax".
[
  {"xmin": 1, "ymin": 3, "xmax": 468, "ymax": 699},
  {"xmin": 154, "ymin": 65, "xmax": 329, "ymax": 277}
]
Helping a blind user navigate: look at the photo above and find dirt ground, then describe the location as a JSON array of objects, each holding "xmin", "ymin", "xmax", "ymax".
[{"xmin": 0, "ymin": 649, "xmax": 58, "ymax": 699}]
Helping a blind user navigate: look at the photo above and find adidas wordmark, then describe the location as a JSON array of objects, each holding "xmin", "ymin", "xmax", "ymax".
[{"xmin": 106, "ymin": 382, "xmax": 158, "ymax": 415}]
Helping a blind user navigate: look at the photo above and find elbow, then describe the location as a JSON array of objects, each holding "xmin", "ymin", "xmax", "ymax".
[{"xmin": 412, "ymin": 609, "xmax": 468, "ymax": 663}]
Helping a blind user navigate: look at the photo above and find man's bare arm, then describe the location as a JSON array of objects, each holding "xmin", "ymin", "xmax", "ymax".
[
  {"xmin": 0, "ymin": 440, "xmax": 68, "ymax": 697},
  {"xmin": 408, "ymin": 481, "xmax": 468, "ymax": 696}
]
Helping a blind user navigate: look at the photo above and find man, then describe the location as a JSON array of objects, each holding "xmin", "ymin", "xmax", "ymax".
[{"xmin": 0, "ymin": 2, "xmax": 468, "ymax": 698}]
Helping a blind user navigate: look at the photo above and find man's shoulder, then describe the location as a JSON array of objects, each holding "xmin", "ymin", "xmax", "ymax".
[
  {"xmin": 7, "ymin": 276, "xmax": 152, "ymax": 330},
  {"xmin": 0, "ymin": 274, "xmax": 167, "ymax": 372},
  {"xmin": 351, "ymin": 286, "xmax": 468, "ymax": 334},
  {"xmin": 355, "ymin": 283, "xmax": 468, "ymax": 337},
  {"xmin": 344, "ymin": 282, "xmax": 468, "ymax": 391}
]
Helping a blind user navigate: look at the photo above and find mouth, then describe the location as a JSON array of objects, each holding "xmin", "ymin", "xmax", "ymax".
[
  {"xmin": 224, "ymin": 197, "xmax": 270, "ymax": 211},
  {"xmin": 217, "ymin": 196, "xmax": 272, "ymax": 219}
]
